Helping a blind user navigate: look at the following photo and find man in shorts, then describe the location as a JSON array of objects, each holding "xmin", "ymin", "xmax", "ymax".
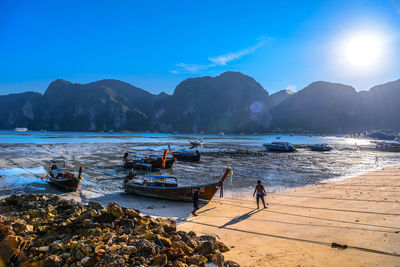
[{"xmin": 253, "ymin": 180, "xmax": 267, "ymax": 209}]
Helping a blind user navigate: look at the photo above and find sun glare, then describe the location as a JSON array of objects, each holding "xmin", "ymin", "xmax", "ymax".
[
  {"xmin": 338, "ymin": 32, "xmax": 387, "ymax": 72},
  {"xmin": 343, "ymin": 34, "xmax": 382, "ymax": 68}
]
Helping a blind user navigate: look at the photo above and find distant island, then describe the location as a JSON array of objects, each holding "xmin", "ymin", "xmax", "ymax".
[{"xmin": 0, "ymin": 71, "xmax": 399, "ymax": 134}]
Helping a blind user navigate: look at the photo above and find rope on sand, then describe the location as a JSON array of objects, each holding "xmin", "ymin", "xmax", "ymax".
[
  {"xmin": 21, "ymin": 156, "xmax": 46, "ymax": 166},
  {"xmin": 270, "ymin": 193, "xmax": 400, "ymax": 204},
  {"xmin": 183, "ymin": 219, "xmax": 400, "ymax": 257},
  {"xmin": 319, "ymin": 184, "xmax": 399, "ymax": 187},
  {"xmin": 4, "ymin": 157, "xmax": 46, "ymax": 180},
  {"xmin": 220, "ymin": 202, "xmax": 400, "ymax": 230},
  {"xmin": 193, "ymin": 213, "xmax": 398, "ymax": 233}
]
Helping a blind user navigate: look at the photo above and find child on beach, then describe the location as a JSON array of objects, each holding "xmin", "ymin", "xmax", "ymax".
[{"xmin": 253, "ymin": 180, "xmax": 267, "ymax": 209}]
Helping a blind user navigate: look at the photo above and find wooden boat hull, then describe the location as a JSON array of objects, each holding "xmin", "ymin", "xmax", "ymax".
[
  {"xmin": 47, "ymin": 176, "xmax": 80, "ymax": 192},
  {"xmin": 376, "ymin": 143, "xmax": 400, "ymax": 152},
  {"xmin": 172, "ymin": 152, "xmax": 201, "ymax": 162},
  {"xmin": 124, "ymin": 182, "xmax": 221, "ymax": 202},
  {"xmin": 152, "ymin": 158, "xmax": 175, "ymax": 169},
  {"xmin": 264, "ymin": 146, "xmax": 296, "ymax": 152},
  {"xmin": 123, "ymin": 158, "xmax": 175, "ymax": 171}
]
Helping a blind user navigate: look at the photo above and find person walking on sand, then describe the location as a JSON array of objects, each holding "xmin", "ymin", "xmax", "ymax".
[
  {"xmin": 253, "ymin": 180, "xmax": 267, "ymax": 209},
  {"xmin": 375, "ymin": 155, "xmax": 379, "ymax": 167},
  {"xmin": 192, "ymin": 188, "xmax": 200, "ymax": 216}
]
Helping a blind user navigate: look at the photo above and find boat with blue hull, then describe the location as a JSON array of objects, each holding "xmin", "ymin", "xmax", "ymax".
[
  {"xmin": 309, "ymin": 144, "xmax": 333, "ymax": 151},
  {"xmin": 263, "ymin": 142, "xmax": 296, "ymax": 152},
  {"xmin": 169, "ymin": 146, "xmax": 201, "ymax": 162}
]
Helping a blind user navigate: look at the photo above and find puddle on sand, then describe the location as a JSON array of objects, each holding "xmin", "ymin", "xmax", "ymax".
[{"xmin": 0, "ymin": 166, "xmax": 47, "ymax": 186}]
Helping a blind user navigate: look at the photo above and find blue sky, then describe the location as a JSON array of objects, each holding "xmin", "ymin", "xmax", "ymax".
[{"xmin": 1, "ymin": 0, "xmax": 400, "ymax": 95}]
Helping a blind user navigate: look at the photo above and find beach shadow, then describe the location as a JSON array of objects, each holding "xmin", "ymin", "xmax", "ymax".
[
  {"xmin": 222, "ymin": 197, "xmax": 400, "ymax": 216},
  {"xmin": 223, "ymin": 202, "xmax": 400, "ymax": 230},
  {"xmin": 219, "ymin": 209, "xmax": 262, "ymax": 228},
  {"xmin": 197, "ymin": 207, "xmax": 216, "ymax": 214}
]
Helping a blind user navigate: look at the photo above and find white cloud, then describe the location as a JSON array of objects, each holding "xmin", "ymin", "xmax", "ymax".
[
  {"xmin": 172, "ymin": 38, "xmax": 270, "ymax": 74},
  {"xmin": 176, "ymin": 63, "xmax": 211, "ymax": 73},
  {"xmin": 208, "ymin": 41, "xmax": 266, "ymax": 66}
]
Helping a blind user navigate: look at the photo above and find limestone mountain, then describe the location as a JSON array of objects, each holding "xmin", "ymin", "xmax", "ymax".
[
  {"xmin": 361, "ymin": 79, "xmax": 400, "ymax": 131},
  {"xmin": 270, "ymin": 89, "xmax": 295, "ymax": 106},
  {"xmin": 1, "ymin": 74, "xmax": 399, "ymax": 133},
  {"xmin": 0, "ymin": 79, "xmax": 157, "ymax": 131},
  {"xmin": 0, "ymin": 91, "xmax": 43, "ymax": 130},
  {"xmin": 40, "ymin": 79, "xmax": 156, "ymax": 131},
  {"xmin": 153, "ymin": 71, "xmax": 274, "ymax": 133},
  {"xmin": 270, "ymin": 79, "xmax": 400, "ymax": 133}
]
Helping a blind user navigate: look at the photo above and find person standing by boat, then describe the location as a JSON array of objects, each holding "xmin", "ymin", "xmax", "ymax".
[
  {"xmin": 253, "ymin": 180, "xmax": 267, "ymax": 209},
  {"xmin": 192, "ymin": 188, "xmax": 200, "ymax": 216}
]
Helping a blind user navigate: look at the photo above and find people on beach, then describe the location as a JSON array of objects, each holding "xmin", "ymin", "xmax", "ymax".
[
  {"xmin": 253, "ymin": 180, "xmax": 267, "ymax": 209},
  {"xmin": 375, "ymin": 155, "xmax": 379, "ymax": 167},
  {"xmin": 192, "ymin": 188, "xmax": 200, "ymax": 216}
]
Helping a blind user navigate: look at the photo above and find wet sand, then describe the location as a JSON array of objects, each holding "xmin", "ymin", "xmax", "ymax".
[
  {"xmin": 178, "ymin": 165, "xmax": 400, "ymax": 266},
  {"xmin": 2, "ymin": 140, "xmax": 399, "ymax": 194}
]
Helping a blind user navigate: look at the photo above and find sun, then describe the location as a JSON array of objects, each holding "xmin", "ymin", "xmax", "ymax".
[{"xmin": 340, "ymin": 33, "xmax": 384, "ymax": 70}]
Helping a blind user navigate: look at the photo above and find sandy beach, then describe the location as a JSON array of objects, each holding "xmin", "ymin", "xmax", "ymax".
[{"xmin": 178, "ymin": 165, "xmax": 400, "ymax": 266}]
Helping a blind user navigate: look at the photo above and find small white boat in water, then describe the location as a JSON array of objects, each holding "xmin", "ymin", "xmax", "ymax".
[
  {"xmin": 189, "ymin": 139, "xmax": 203, "ymax": 148},
  {"xmin": 14, "ymin": 127, "xmax": 28, "ymax": 132}
]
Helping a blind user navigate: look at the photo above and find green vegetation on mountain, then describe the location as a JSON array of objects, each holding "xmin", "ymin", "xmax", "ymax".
[
  {"xmin": 270, "ymin": 80, "xmax": 400, "ymax": 133},
  {"xmin": 153, "ymin": 71, "xmax": 274, "ymax": 133},
  {"xmin": 0, "ymin": 73, "xmax": 399, "ymax": 133}
]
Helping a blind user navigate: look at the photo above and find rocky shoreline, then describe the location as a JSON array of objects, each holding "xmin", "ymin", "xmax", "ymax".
[{"xmin": 0, "ymin": 194, "xmax": 239, "ymax": 267}]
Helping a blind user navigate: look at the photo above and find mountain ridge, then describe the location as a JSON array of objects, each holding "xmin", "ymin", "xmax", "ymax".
[{"xmin": 1, "ymin": 72, "xmax": 399, "ymax": 133}]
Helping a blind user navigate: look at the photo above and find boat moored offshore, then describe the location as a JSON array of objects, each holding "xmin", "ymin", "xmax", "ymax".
[
  {"xmin": 263, "ymin": 142, "xmax": 296, "ymax": 152},
  {"xmin": 309, "ymin": 144, "xmax": 333, "ymax": 151},
  {"xmin": 14, "ymin": 127, "xmax": 28, "ymax": 132}
]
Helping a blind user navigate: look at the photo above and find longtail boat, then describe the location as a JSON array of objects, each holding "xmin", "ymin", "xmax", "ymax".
[
  {"xmin": 168, "ymin": 145, "xmax": 201, "ymax": 162},
  {"xmin": 309, "ymin": 144, "xmax": 333, "ymax": 151},
  {"xmin": 124, "ymin": 167, "xmax": 232, "ymax": 202},
  {"xmin": 123, "ymin": 150, "xmax": 176, "ymax": 171},
  {"xmin": 263, "ymin": 142, "xmax": 296, "ymax": 152},
  {"xmin": 376, "ymin": 141, "xmax": 400, "ymax": 152},
  {"xmin": 172, "ymin": 150, "xmax": 201, "ymax": 162},
  {"xmin": 46, "ymin": 160, "xmax": 83, "ymax": 191}
]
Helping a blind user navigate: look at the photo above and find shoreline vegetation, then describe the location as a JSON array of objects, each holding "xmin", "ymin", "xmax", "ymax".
[{"xmin": 178, "ymin": 165, "xmax": 400, "ymax": 266}]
